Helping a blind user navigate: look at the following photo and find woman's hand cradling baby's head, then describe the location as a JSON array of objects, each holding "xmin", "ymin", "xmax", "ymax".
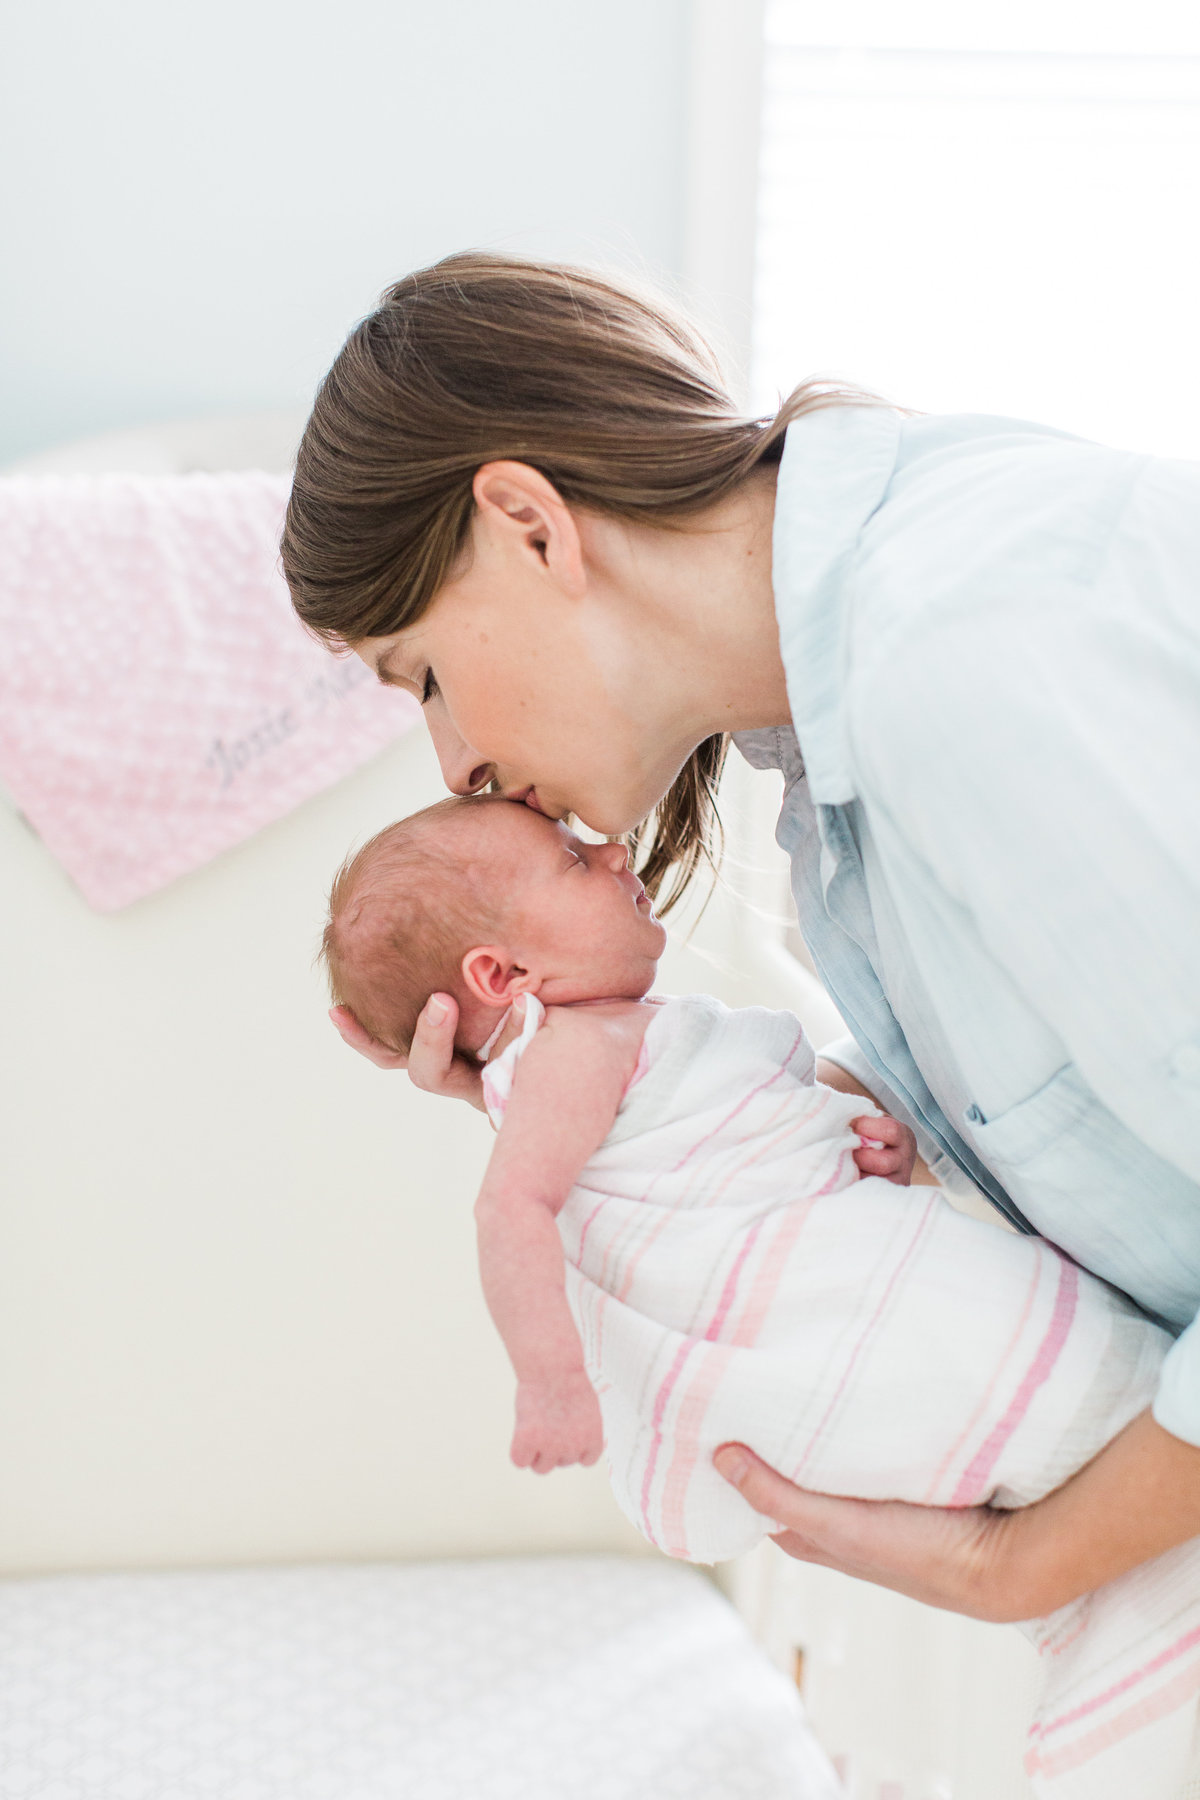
[
  {"xmin": 329, "ymin": 1004, "xmax": 406, "ymax": 1069},
  {"xmin": 407, "ymin": 992, "xmax": 486, "ymax": 1108},
  {"xmin": 329, "ymin": 993, "xmax": 487, "ymax": 1109}
]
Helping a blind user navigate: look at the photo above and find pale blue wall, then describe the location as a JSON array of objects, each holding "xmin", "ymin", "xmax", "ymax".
[{"xmin": 0, "ymin": 0, "xmax": 689, "ymax": 460}]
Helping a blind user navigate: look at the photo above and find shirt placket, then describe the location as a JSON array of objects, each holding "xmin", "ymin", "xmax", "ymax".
[{"xmin": 784, "ymin": 782, "xmax": 1033, "ymax": 1232}]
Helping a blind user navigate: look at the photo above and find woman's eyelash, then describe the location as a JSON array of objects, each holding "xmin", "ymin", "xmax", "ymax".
[{"xmin": 421, "ymin": 669, "xmax": 439, "ymax": 704}]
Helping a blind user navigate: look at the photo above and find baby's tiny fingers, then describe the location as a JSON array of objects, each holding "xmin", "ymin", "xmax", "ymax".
[
  {"xmin": 853, "ymin": 1113, "xmax": 899, "ymax": 1141},
  {"xmin": 854, "ymin": 1142, "xmax": 899, "ymax": 1167}
]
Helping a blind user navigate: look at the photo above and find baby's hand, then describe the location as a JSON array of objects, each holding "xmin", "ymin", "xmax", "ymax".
[
  {"xmin": 853, "ymin": 1113, "xmax": 918, "ymax": 1186},
  {"xmin": 511, "ymin": 1371, "xmax": 604, "ymax": 1474}
]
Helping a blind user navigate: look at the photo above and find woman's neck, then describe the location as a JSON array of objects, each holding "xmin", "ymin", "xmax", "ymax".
[{"xmin": 577, "ymin": 465, "xmax": 792, "ymax": 747}]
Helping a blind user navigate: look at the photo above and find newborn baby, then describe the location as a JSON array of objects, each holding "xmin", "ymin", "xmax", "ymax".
[
  {"xmin": 321, "ymin": 791, "xmax": 1166, "ymax": 1525},
  {"xmin": 323, "ymin": 794, "xmax": 919, "ymax": 1480},
  {"xmin": 323, "ymin": 795, "xmax": 1199, "ymax": 1797}
]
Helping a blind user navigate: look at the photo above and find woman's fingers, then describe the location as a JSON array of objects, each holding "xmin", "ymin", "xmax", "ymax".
[
  {"xmin": 407, "ymin": 993, "xmax": 487, "ymax": 1110},
  {"xmin": 329, "ymin": 1005, "xmax": 408, "ymax": 1070},
  {"xmin": 712, "ymin": 1444, "xmax": 853, "ymax": 1557},
  {"xmin": 713, "ymin": 1443, "xmax": 1013, "ymax": 1619},
  {"xmin": 329, "ymin": 996, "xmax": 486, "ymax": 1107}
]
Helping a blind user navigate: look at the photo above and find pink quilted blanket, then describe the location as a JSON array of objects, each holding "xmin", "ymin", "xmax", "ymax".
[{"xmin": 0, "ymin": 473, "xmax": 419, "ymax": 909}]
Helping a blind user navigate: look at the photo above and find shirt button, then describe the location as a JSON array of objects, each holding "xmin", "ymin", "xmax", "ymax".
[{"xmin": 1170, "ymin": 1043, "xmax": 1200, "ymax": 1084}]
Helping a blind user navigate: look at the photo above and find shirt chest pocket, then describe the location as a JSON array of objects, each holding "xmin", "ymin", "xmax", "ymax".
[{"xmin": 962, "ymin": 1063, "xmax": 1200, "ymax": 1329}]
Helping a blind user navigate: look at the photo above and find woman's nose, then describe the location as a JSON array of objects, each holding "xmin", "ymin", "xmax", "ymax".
[{"xmin": 426, "ymin": 708, "xmax": 494, "ymax": 797}]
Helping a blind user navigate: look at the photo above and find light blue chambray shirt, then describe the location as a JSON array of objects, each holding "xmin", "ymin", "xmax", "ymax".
[{"xmin": 734, "ymin": 405, "xmax": 1200, "ymax": 1444}]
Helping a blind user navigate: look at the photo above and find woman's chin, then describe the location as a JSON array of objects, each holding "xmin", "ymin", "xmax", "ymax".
[{"xmin": 572, "ymin": 795, "xmax": 655, "ymax": 838}]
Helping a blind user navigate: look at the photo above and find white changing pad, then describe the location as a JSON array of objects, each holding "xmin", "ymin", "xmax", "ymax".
[{"xmin": 0, "ymin": 1554, "xmax": 840, "ymax": 1799}]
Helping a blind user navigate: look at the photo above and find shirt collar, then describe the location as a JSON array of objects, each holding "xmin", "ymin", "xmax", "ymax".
[{"xmin": 770, "ymin": 405, "xmax": 902, "ymax": 804}]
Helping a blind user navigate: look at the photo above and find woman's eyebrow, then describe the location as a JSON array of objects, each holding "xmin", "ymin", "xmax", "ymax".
[{"xmin": 374, "ymin": 651, "xmax": 404, "ymax": 688}]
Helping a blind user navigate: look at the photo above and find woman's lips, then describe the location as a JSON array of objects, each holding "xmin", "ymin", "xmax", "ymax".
[
  {"xmin": 504, "ymin": 785, "xmax": 543, "ymax": 811},
  {"xmin": 506, "ymin": 785, "xmax": 567, "ymax": 819}
]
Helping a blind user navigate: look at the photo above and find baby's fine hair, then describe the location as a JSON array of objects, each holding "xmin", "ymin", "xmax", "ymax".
[{"xmin": 320, "ymin": 795, "xmax": 505, "ymax": 1054}]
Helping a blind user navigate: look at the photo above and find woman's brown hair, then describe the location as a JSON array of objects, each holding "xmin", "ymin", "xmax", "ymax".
[{"xmin": 282, "ymin": 251, "xmax": 883, "ymax": 910}]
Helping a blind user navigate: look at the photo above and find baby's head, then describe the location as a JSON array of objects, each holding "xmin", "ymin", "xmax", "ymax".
[{"xmin": 321, "ymin": 795, "xmax": 667, "ymax": 1055}]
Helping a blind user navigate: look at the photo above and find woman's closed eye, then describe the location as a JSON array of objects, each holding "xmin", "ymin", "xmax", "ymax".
[{"xmin": 421, "ymin": 668, "xmax": 439, "ymax": 705}]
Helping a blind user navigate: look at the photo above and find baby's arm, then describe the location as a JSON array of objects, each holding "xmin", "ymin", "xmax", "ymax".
[{"xmin": 475, "ymin": 1004, "xmax": 649, "ymax": 1474}]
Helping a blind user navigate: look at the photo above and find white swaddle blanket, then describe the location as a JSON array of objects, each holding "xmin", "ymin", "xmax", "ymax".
[{"xmin": 483, "ymin": 993, "xmax": 1200, "ymax": 1800}]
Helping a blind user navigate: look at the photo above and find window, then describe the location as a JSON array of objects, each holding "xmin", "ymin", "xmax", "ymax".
[{"xmin": 754, "ymin": 1, "xmax": 1200, "ymax": 457}]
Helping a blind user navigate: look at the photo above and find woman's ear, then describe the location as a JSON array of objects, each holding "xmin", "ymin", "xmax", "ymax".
[
  {"xmin": 461, "ymin": 945, "xmax": 533, "ymax": 1008},
  {"xmin": 471, "ymin": 460, "xmax": 586, "ymax": 598}
]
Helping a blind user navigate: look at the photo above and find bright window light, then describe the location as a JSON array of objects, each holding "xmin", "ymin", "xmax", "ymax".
[{"xmin": 754, "ymin": 2, "xmax": 1200, "ymax": 456}]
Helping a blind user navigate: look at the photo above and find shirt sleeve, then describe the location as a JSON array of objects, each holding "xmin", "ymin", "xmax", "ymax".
[
  {"xmin": 1155, "ymin": 1330, "xmax": 1200, "ymax": 1448},
  {"xmin": 847, "ymin": 452, "xmax": 1200, "ymax": 1435}
]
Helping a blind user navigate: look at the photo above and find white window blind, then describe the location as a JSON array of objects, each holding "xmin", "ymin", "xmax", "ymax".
[{"xmin": 754, "ymin": 2, "xmax": 1200, "ymax": 457}]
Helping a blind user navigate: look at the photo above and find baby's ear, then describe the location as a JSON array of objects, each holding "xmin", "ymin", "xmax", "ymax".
[{"xmin": 461, "ymin": 946, "xmax": 529, "ymax": 1007}]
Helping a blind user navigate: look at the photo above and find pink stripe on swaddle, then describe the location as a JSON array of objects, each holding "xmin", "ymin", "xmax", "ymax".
[
  {"xmin": 790, "ymin": 1189, "xmax": 943, "ymax": 1487},
  {"xmin": 921, "ymin": 1254, "xmax": 1043, "ymax": 1505},
  {"xmin": 602, "ymin": 1029, "xmax": 807, "ymax": 1308},
  {"xmin": 1027, "ymin": 1628, "xmax": 1200, "ymax": 1782},
  {"xmin": 950, "ymin": 1254, "xmax": 1078, "ymax": 1506},
  {"xmin": 1031, "ymin": 1623, "xmax": 1200, "ymax": 1750},
  {"xmin": 0, "ymin": 473, "xmax": 419, "ymax": 909}
]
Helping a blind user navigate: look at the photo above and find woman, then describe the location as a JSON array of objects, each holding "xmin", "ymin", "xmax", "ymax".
[{"xmin": 283, "ymin": 251, "xmax": 1200, "ymax": 1622}]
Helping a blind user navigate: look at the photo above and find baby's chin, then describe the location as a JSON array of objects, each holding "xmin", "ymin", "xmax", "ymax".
[{"xmin": 548, "ymin": 963, "xmax": 661, "ymax": 1007}]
